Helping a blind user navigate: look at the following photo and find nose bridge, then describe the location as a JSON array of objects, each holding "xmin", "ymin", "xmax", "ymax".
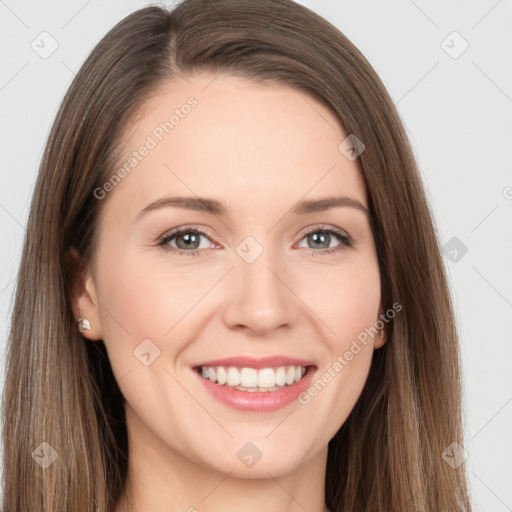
[{"xmin": 223, "ymin": 233, "xmax": 296, "ymax": 333}]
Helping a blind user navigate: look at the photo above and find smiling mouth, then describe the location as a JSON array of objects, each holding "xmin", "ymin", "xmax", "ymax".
[{"xmin": 195, "ymin": 365, "xmax": 311, "ymax": 392}]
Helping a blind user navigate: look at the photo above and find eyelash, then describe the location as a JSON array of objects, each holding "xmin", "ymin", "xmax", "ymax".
[{"xmin": 156, "ymin": 225, "xmax": 354, "ymax": 258}]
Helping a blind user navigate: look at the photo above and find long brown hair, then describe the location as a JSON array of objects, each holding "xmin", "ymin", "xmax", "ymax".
[{"xmin": 1, "ymin": 1, "xmax": 472, "ymax": 510}]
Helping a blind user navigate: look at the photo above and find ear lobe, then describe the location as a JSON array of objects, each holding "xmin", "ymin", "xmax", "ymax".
[
  {"xmin": 374, "ymin": 329, "xmax": 387, "ymax": 349},
  {"xmin": 374, "ymin": 304, "xmax": 388, "ymax": 349},
  {"xmin": 68, "ymin": 246, "xmax": 103, "ymax": 341}
]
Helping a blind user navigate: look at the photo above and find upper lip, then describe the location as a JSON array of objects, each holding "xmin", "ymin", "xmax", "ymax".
[{"xmin": 193, "ymin": 356, "xmax": 315, "ymax": 369}]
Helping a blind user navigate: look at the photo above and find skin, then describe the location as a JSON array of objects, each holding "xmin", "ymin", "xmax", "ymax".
[{"xmin": 72, "ymin": 73, "xmax": 386, "ymax": 512}]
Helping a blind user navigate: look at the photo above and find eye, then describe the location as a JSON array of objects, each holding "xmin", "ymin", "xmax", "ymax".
[
  {"xmin": 295, "ymin": 225, "xmax": 353, "ymax": 256},
  {"xmin": 156, "ymin": 224, "xmax": 354, "ymax": 258},
  {"xmin": 157, "ymin": 227, "xmax": 215, "ymax": 257}
]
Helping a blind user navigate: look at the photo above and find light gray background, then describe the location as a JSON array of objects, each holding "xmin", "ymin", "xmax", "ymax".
[{"xmin": 1, "ymin": 0, "xmax": 511, "ymax": 509}]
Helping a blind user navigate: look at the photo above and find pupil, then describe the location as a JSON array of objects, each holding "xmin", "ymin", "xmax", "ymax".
[
  {"xmin": 178, "ymin": 232, "xmax": 199, "ymax": 249},
  {"xmin": 311, "ymin": 232, "xmax": 329, "ymax": 249}
]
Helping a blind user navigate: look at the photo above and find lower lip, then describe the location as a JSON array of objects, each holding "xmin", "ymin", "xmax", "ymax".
[{"xmin": 193, "ymin": 367, "xmax": 316, "ymax": 412}]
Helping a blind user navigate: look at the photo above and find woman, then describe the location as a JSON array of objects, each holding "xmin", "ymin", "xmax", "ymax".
[{"xmin": 1, "ymin": 0, "xmax": 473, "ymax": 510}]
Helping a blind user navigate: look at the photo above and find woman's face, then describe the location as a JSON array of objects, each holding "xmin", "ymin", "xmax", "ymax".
[{"xmin": 75, "ymin": 73, "xmax": 384, "ymax": 479}]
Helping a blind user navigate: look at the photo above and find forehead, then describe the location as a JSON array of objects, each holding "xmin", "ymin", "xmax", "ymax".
[{"xmin": 106, "ymin": 73, "xmax": 368, "ymax": 218}]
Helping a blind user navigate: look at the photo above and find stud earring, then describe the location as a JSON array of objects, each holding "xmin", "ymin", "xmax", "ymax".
[{"xmin": 76, "ymin": 317, "xmax": 91, "ymax": 333}]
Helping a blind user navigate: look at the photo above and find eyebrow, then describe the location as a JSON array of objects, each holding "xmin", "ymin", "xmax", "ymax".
[{"xmin": 135, "ymin": 195, "xmax": 369, "ymax": 220}]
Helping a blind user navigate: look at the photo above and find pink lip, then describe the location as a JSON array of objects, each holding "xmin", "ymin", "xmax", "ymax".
[
  {"xmin": 192, "ymin": 357, "xmax": 317, "ymax": 412},
  {"xmin": 193, "ymin": 355, "xmax": 315, "ymax": 369}
]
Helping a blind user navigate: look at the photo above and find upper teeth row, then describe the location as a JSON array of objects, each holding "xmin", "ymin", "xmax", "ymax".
[{"xmin": 201, "ymin": 366, "xmax": 306, "ymax": 388}]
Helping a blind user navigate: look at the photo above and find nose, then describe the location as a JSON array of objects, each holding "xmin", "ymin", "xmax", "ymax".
[{"xmin": 221, "ymin": 246, "xmax": 299, "ymax": 336}]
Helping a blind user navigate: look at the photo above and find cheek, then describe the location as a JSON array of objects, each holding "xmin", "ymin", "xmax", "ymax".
[
  {"xmin": 92, "ymin": 245, "xmax": 199, "ymax": 382},
  {"xmin": 96, "ymin": 242, "xmax": 200, "ymax": 331},
  {"xmin": 298, "ymin": 260, "xmax": 380, "ymax": 410},
  {"xmin": 306, "ymin": 260, "xmax": 381, "ymax": 349},
  {"xmin": 297, "ymin": 284, "xmax": 379, "ymax": 445}
]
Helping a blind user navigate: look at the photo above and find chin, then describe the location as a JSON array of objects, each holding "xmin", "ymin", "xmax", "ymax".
[{"xmin": 197, "ymin": 437, "xmax": 314, "ymax": 479}]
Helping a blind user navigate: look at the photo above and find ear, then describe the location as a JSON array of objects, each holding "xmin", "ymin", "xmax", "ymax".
[
  {"xmin": 374, "ymin": 304, "xmax": 388, "ymax": 349},
  {"xmin": 69, "ymin": 246, "xmax": 103, "ymax": 341}
]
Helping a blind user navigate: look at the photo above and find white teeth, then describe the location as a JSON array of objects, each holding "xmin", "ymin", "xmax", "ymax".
[
  {"xmin": 199, "ymin": 365, "xmax": 308, "ymax": 391},
  {"xmin": 240, "ymin": 367, "xmax": 258, "ymax": 387},
  {"xmin": 275, "ymin": 367, "xmax": 286, "ymax": 386},
  {"xmin": 258, "ymin": 368, "xmax": 275, "ymax": 388},
  {"xmin": 227, "ymin": 367, "xmax": 240, "ymax": 386},
  {"xmin": 216, "ymin": 366, "xmax": 227, "ymax": 385}
]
